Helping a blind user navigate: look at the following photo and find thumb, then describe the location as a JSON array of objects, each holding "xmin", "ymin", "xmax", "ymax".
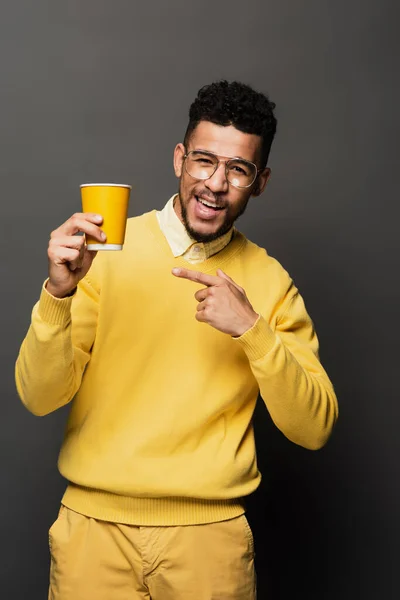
[
  {"xmin": 217, "ymin": 269, "xmax": 243, "ymax": 291},
  {"xmin": 81, "ymin": 248, "xmax": 98, "ymax": 272},
  {"xmin": 217, "ymin": 269, "xmax": 231, "ymax": 281}
]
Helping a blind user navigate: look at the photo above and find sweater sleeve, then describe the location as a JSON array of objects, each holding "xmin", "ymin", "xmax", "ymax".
[
  {"xmin": 15, "ymin": 273, "xmax": 99, "ymax": 417},
  {"xmin": 234, "ymin": 285, "xmax": 338, "ymax": 450}
]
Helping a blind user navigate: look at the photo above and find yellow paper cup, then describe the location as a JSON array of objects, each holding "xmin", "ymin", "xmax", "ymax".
[{"xmin": 80, "ymin": 183, "xmax": 131, "ymax": 250}]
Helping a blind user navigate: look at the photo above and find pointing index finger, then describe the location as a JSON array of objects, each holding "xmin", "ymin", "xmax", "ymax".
[{"xmin": 172, "ymin": 267, "xmax": 221, "ymax": 287}]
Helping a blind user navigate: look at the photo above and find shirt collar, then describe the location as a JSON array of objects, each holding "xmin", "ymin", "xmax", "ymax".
[{"xmin": 157, "ymin": 195, "xmax": 233, "ymax": 260}]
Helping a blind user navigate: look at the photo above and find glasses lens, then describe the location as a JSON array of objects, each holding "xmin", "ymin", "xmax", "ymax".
[
  {"xmin": 226, "ymin": 159, "xmax": 257, "ymax": 188},
  {"xmin": 185, "ymin": 151, "xmax": 218, "ymax": 180}
]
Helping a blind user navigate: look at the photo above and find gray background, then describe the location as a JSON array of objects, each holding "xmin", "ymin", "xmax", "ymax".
[{"xmin": 1, "ymin": 0, "xmax": 399, "ymax": 598}]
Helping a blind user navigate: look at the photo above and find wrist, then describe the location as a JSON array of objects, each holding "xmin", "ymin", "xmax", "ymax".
[
  {"xmin": 233, "ymin": 311, "xmax": 259, "ymax": 338},
  {"xmin": 45, "ymin": 281, "xmax": 76, "ymax": 299}
]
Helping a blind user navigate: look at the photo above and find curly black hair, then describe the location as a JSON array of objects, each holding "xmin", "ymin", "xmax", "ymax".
[{"xmin": 184, "ymin": 80, "xmax": 277, "ymax": 167}]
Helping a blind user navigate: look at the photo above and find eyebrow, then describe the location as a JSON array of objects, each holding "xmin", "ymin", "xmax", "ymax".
[{"xmin": 192, "ymin": 148, "xmax": 253, "ymax": 164}]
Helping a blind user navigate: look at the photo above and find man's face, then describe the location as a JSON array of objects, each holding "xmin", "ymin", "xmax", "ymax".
[{"xmin": 173, "ymin": 121, "xmax": 270, "ymax": 243}]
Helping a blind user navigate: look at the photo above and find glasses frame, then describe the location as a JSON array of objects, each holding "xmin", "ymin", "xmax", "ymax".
[{"xmin": 183, "ymin": 149, "xmax": 263, "ymax": 189}]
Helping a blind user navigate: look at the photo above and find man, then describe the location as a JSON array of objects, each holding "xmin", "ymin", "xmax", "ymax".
[{"xmin": 16, "ymin": 80, "xmax": 338, "ymax": 599}]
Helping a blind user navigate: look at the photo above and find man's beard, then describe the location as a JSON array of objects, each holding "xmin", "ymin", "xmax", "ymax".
[{"xmin": 177, "ymin": 184, "xmax": 249, "ymax": 243}]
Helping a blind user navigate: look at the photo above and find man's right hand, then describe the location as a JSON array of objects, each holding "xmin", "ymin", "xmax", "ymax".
[{"xmin": 46, "ymin": 213, "xmax": 106, "ymax": 298}]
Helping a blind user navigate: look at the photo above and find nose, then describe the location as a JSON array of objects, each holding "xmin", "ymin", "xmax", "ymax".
[{"xmin": 205, "ymin": 163, "xmax": 229, "ymax": 193}]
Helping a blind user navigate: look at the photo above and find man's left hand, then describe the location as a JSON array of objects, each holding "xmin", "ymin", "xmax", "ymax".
[{"xmin": 172, "ymin": 267, "xmax": 258, "ymax": 337}]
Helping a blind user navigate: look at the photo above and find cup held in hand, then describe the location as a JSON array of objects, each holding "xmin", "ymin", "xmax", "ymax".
[{"xmin": 80, "ymin": 183, "xmax": 131, "ymax": 250}]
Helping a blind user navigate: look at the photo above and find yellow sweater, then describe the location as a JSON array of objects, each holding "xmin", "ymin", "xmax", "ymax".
[{"xmin": 16, "ymin": 210, "xmax": 338, "ymax": 526}]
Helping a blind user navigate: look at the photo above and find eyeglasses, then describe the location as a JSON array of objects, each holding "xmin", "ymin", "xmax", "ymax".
[{"xmin": 183, "ymin": 150, "xmax": 262, "ymax": 189}]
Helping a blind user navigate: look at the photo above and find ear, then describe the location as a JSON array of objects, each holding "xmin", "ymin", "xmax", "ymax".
[
  {"xmin": 252, "ymin": 167, "xmax": 271, "ymax": 197},
  {"xmin": 173, "ymin": 143, "xmax": 186, "ymax": 178}
]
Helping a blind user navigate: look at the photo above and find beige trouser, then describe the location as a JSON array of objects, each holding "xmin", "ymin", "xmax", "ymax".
[{"xmin": 48, "ymin": 505, "xmax": 256, "ymax": 600}]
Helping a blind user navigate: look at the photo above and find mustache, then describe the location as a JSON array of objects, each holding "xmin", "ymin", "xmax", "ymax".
[{"xmin": 194, "ymin": 189, "xmax": 227, "ymax": 209}]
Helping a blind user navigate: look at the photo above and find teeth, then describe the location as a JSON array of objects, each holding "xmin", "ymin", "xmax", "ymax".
[{"xmin": 199, "ymin": 197, "xmax": 218, "ymax": 209}]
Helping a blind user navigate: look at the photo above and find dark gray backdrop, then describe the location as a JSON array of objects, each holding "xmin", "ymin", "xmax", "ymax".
[{"xmin": 1, "ymin": 1, "xmax": 399, "ymax": 598}]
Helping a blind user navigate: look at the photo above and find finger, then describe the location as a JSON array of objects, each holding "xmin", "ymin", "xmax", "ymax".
[
  {"xmin": 217, "ymin": 269, "xmax": 244, "ymax": 293},
  {"xmin": 69, "ymin": 249, "xmax": 85, "ymax": 271},
  {"xmin": 74, "ymin": 242, "xmax": 93, "ymax": 269},
  {"xmin": 195, "ymin": 309, "xmax": 209, "ymax": 323},
  {"xmin": 51, "ymin": 221, "xmax": 105, "ymax": 242},
  {"xmin": 51, "ymin": 247, "xmax": 80, "ymax": 267},
  {"xmin": 52, "ymin": 214, "xmax": 105, "ymax": 240},
  {"xmin": 196, "ymin": 299, "xmax": 209, "ymax": 312},
  {"xmin": 82, "ymin": 248, "xmax": 97, "ymax": 267},
  {"xmin": 194, "ymin": 287, "xmax": 209, "ymax": 302},
  {"xmin": 49, "ymin": 235, "xmax": 86, "ymax": 252},
  {"xmin": 79, "ymin": 242, "xmax": 85, "ymax": 260},
  {"xmin": 172, "ymin": 267, "xmax": 221, "ymax": 287}
]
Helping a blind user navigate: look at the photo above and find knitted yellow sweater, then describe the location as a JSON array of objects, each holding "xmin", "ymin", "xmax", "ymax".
[{"xmin": 16, "ymin": 210, "xmax": 338, "ymax": 525}]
